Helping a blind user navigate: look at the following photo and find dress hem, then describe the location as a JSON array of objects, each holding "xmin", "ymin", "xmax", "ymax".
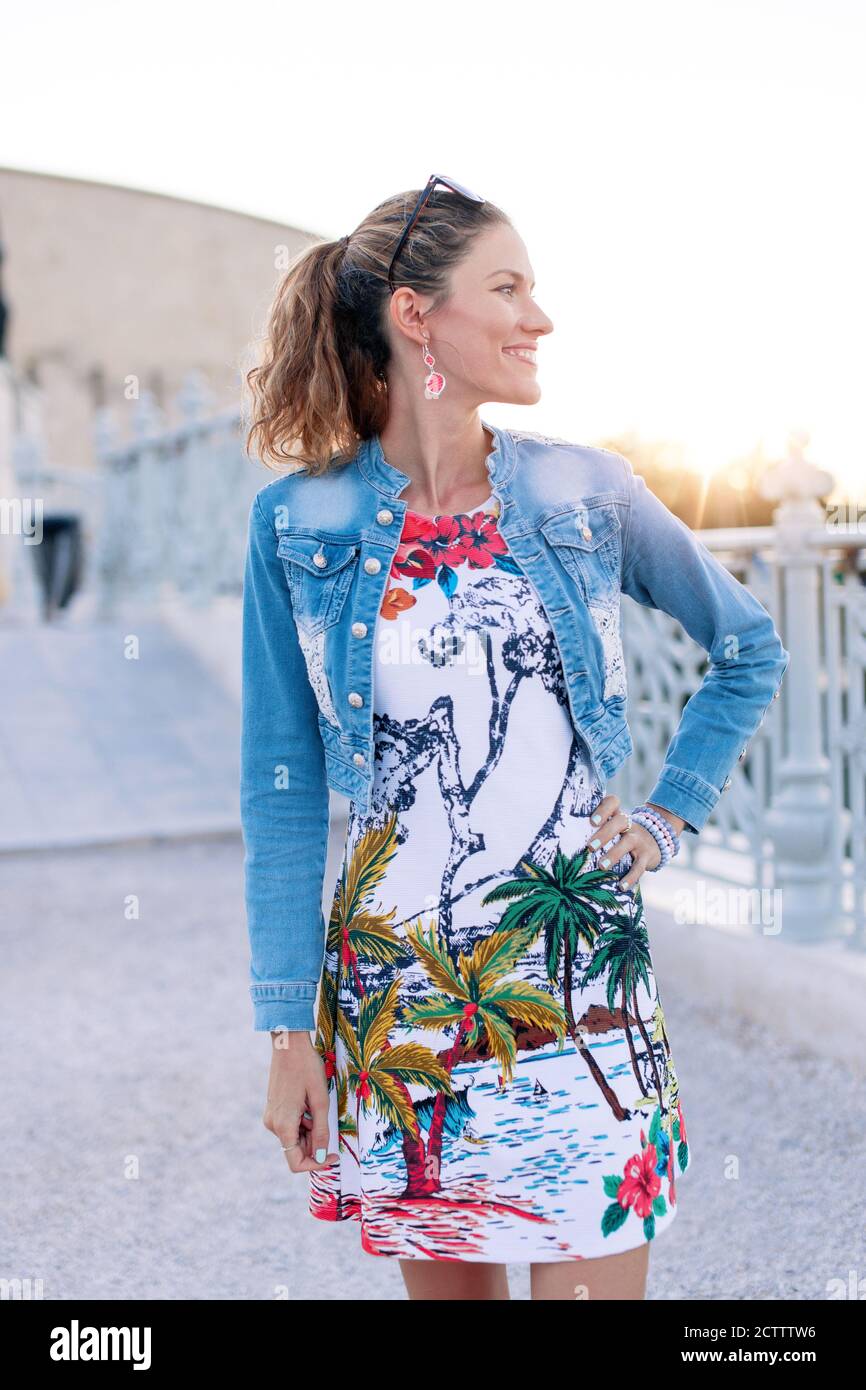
[{"xmin": 308, "ymin": 1198, "xmax": 681, "ymax": 1263}]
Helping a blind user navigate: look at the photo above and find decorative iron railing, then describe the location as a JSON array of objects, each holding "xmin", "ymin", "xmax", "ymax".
[{"xmin": 5, "ymin": 383, "xmax": 865, "ymax": 943}]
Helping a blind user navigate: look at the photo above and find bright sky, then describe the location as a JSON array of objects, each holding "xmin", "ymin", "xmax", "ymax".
[{"xmin": 2, "ymin": 0, "xmax": 863, "ymax": 494}]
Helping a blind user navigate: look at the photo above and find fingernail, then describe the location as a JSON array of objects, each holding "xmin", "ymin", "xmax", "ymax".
[
  {"xmin": 591, "ymin": 814, "xmax": 601, "ymax": 825},
  {"xmin": 315, "ymin": 1147, "xmax": 327, "ymax": 1163},
  {"xmin": 601, "ymin": 857, "xmax": 611, "ymax": 868},
  {"xmin": 590, "ymin": 838, "xmax": 601, "ymax": 849}
]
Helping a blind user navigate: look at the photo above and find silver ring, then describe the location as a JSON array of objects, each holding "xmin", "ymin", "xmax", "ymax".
[{"xmin": 625, "ymin": 813, "xmax": 633, "ymax": 831}]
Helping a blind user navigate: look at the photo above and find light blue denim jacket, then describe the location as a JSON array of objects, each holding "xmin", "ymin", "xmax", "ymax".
[{"xmin": 240, "ymin": 422, "xmax": 789, "ymax": 1031}]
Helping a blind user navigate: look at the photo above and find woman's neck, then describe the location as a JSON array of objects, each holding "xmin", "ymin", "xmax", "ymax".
[{"xmin": 377, "ymin": 414, "xmax": 496, "ymax": 516}]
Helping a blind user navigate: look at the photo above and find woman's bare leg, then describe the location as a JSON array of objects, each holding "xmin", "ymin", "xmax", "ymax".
[
  {"xmin": 398, "ymin": 1259, "xmax": 511, "ymax": 1300},
  {"xmin": 531, "ymin": 1241, "xmax": 650, "ymax": 1301}
]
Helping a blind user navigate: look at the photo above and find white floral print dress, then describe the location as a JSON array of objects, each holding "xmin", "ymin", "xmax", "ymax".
[{"xmin": 309, "ymin": 492, "xmax": 691, "ymax": 1262}]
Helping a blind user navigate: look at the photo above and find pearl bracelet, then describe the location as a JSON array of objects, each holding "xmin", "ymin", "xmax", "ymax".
[
  {"xmin": 629, "ymin": 805, "xmax": 681, "ymax": 870},
  {"xmin": 635, "ymin": 804, "xmax": 679, "ymax": 849},
  {"xmin": 643, "ymin": 809, "xmax": 679, "ymax": 858},
  {"xmin": 630, "ymin": 813, "xmax": 673, "ymax": 869},
  {"xmin": 640, "ymin": 807, "xmax": 678, "ymax": 852}
]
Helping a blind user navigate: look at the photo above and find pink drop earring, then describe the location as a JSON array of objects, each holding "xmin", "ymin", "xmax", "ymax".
[{"xmin": 421, "ymin": 337, "xmax": 446, "ymax": 399}]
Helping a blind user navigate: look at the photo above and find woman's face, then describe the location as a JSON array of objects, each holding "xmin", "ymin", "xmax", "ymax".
[{"xmin": 391, "ymin": 222, "xmax": 554, "ymax": 407}]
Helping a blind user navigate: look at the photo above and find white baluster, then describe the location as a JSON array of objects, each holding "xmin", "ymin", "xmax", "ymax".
[
  {"xmin": 93, "ymin": 406, "xmax": 124, "ymax": 620},
  {"xmin": 129, "ymin": 391, "xmax": 166, "ymax": 607},
  {"xmin": 176, "ymin": 370, "xmax": 217, "ymax": 606},
  {"xmin": 8, "ymin": 430, "xmax": 44, "ymax": 623},
  {"xmin": 760, "ymin": 432, "xmax": 843, "ymax": 940}
]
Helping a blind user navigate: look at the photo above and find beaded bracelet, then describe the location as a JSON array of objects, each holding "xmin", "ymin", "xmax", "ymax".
[
  {"xmin": 635, "ymin": 803, "xmax": 679, "ymax": 846},
  {"xmin": 638, "ymin": 808, "xmax": 679, "ymax": 861},
  {"xmin": 639, "ymin": 807, "xmax": 678, "ymax": 853},
  {"xmin": 636, "ymin": 808, "xmax": 679, "ymax": 864},
  {"xmin": 631, "ymin": 811, "xmax": 678, "ymax": 861},
  {"xmin": 629, "ymin": 804, "xmax": 681, "ymax": 870}
]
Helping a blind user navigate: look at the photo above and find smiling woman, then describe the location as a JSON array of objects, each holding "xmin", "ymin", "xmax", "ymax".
[{"xmin": 236, "ymin": 175, "xmax": 785, "ymax": 1305}]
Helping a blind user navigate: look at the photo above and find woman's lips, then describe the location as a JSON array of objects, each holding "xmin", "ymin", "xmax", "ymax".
[{"xmin": 502, "ymin": 349, "xmax": 537, "ymax": 367}]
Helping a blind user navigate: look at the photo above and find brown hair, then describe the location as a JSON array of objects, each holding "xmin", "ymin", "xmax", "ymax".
[{"xmin": 243, "ymin": 187, "xmax": 510, "ymax": 476}]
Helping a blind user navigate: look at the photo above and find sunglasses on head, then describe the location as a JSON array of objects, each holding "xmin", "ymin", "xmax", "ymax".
[{"xmin": 386, "ymin": 174, "xmax": 485, "ymax": 295}]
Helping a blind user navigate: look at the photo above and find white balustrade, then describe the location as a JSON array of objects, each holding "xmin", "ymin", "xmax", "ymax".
[{"xmin": 6, "ymin": 385, "xmax": 865, "ymax": 943}]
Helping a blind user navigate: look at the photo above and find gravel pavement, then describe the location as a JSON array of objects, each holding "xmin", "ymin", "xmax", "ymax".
[{"xmin": 2, "ymin": 833, "xmax": 862, "ymax": 1301}]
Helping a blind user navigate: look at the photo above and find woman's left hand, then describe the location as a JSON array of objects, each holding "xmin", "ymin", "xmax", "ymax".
[{"xmin": 585, "ymin": 796, "xmax": 684, "ymax": 892}]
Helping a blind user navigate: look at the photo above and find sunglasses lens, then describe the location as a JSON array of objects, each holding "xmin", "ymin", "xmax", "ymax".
[
  {"xmin": 433, "ymin": 175, "xmax": 484, "ymax": 203},
  {"xmin": 449, "ymin": 180, "xmax": 484, "ymax": 202}
]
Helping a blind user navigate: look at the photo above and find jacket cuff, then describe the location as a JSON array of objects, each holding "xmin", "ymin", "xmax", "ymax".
[
  {"xmin": 643, "ymin": 765, "xmax": 721, "ymax": 835},
  {"xmin": 251, "ymin": 984, "xmax": 318, "ymax": 1032}
]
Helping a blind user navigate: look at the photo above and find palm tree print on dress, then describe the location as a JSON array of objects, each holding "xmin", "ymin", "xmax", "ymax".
[
  {"xmin": 482, "ymin": 845, "xmax": 640, "ymax": 1122},
  {"xmin": 307, "ymin": 497, "xmax": 691, "ymax": 1261}
]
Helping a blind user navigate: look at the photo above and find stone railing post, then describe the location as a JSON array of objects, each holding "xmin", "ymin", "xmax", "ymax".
[
  {"xmin": 93, "ymin": 407, "xmax": 125, "ymax": 621},
  {"xmin": 7, "ymin": 430, "xmax": 44, "ymax": 622},
  {"xmin": 175, "ymin": 370, "xmax": 217, "ymax": 607},
  {"xmin": 759, "ymin": 433, "xmax": 843, "ymax": 941}
]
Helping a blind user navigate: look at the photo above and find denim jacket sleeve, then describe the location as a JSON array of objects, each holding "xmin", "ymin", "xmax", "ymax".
[
  {"xmin": 617, "ymin": 453, "xmax": 790, "ymax": 835},
  {"xmin": 239, "ymin": 490, "xmax": 329, "ymax": 1032}
]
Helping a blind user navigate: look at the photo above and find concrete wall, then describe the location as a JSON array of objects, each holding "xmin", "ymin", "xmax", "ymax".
[{"xmin": 0, "ymin": 167, "xmax": 316, "ymax": 470}]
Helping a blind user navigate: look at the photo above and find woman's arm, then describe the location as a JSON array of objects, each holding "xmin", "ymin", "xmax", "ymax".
[
  {"xmin": 617, "ymin": 454, "xmax": 790, "ymax": 835},
  {"xmin": 239, "ymin": 491, "xmax": 329, "ymax": 1032}
]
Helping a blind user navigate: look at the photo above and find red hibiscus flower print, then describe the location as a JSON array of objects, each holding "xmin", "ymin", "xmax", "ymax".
[
  {"xmin": 392, "ymin": 513, "xmax": 470, "ymax": 578},
  {"xmin": 618, "ymin": 1143, "xmax": 663, "ymax": 1220},
  {"xmin": 381, "ymin": 503, "xmax": 513, "ymax": 611},
  {"xmin": 456, "ymin": 510, "xmax": 508, "ymax": 568},
  {"xmin": 392, "ymin": 508, "xmax": 506, "ymax": 578}
]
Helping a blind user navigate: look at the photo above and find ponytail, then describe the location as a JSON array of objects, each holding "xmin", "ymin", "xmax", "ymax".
[{"xmin": 244, "ymin": 188, "xmax": 509, "ymax": 475}]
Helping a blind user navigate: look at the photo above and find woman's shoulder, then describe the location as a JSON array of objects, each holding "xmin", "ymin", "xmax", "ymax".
[
  {"xmin": 251, "ymin": 452, "xmax": 362, "ymax": 534},
  {"xmin": 506, "ymin": 429, "xmax": 632, "ymax": 490}
]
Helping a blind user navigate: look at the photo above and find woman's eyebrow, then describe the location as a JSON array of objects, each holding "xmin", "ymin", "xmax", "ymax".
[{"xmin": 485, "ymin": 269, "xmax": 537, "ymax": 290}]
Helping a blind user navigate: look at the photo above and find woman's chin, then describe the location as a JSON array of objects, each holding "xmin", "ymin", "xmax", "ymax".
[{"xmin": 490, "ymin": 378, "xmax": 542, "ymax": 407}]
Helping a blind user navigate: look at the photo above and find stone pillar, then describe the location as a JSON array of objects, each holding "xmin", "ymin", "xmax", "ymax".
[{"xmin": 759, "ymin": 433, "xmax": 844, "ymax": 941}]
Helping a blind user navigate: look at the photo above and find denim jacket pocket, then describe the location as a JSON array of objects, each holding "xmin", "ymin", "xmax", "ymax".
[
  {"xmin": 276, "ymin": 531, "xmax": 359, "ymax": 734},
  {"xmin": 541, "ymin": 506, "xmax": 627, "ymax": 702},
  {"xmin": 276, "ymin": 532, "xmax": 358, "ymax": 636},
  {"xmin": 540, "ymin": 504, "xmax": 622, "ymax": 603}
]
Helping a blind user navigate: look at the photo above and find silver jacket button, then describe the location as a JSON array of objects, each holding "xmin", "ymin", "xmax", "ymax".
[
  {"xmin": 351, "ymin": 621, "xmax": 368, "ymax": 638},
  {"xmin": 313, "ymin": 551, "xmax": 327, "ymax": 568},
  {"xmin": 722, "ymin": 775, "xmax": 732, "ymax": 791},
  {"xmin": 353, "ymin": 752, "xmax": 365, "ymax": 766},
  {"xmin": 364, "ymin": 556, "xmax": 381, "ymax": 575},
  {"xmin": 773, "ymin": 688, "xmax": 781, "ymax": 699},
  {"xmin": 738, "ymin": 746, "xmax": 748, "ymax": 762},
  {"xmin": 376, "ymin": 508, "xmax": 394, "ymax": 525},
  {"xmin": 348, "ymin": 691, "xmax": 364, "ymax": 707}
]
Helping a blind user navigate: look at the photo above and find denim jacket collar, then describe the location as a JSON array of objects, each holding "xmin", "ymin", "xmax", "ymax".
[{"xmin": 356, "ymin": 417, "xmax": 518, "ymax": 498}]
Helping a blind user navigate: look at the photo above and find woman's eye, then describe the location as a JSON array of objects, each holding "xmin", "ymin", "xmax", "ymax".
[{"xmin": 497, "ymin": 284, "xmax": 517, "ymax": 295}]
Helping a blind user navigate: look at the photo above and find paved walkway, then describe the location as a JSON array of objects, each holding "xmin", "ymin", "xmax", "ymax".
[
  {"xmin": 2, "ymin": 833, "xmax": 863, "ymax": 1300},
  {"xmin": 0, "ymin": 611, "xmax": 242, "ymax": 851},
  {"xmin": 2, "ymin": 606, "xmax": 863, "ymax": 1298}
]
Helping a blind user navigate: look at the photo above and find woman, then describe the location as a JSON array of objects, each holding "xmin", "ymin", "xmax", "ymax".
[{"xmin": 239, "ymin": 176, "xmax": 789, "ymax": 1301}]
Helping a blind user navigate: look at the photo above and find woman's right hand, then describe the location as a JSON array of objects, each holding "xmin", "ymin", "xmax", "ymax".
[{"xmin": 262, "ymin": 1031, "xmax": 339, "ymax": 1173}]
